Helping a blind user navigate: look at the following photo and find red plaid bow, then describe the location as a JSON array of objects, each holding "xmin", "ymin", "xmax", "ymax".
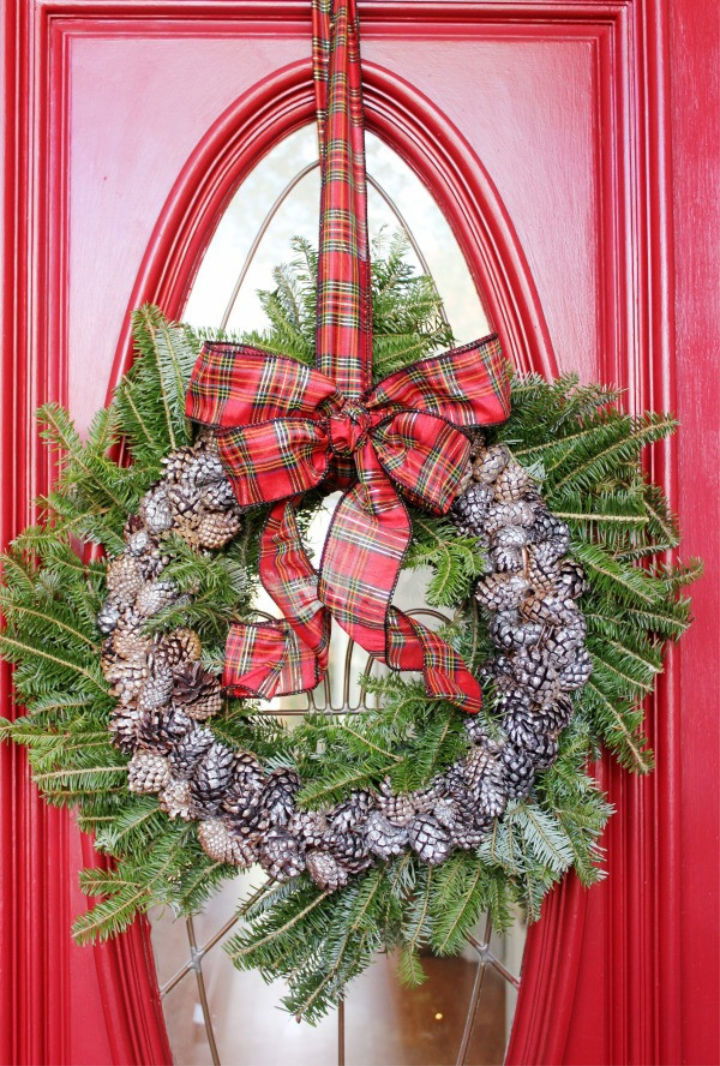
[
  {"xmin": 185, "ymin": 0, "xmax": 511, "ymax": 712},
  {"xmin": 186, "ymin": 336, "xmax": 509, "ymax": 710}
]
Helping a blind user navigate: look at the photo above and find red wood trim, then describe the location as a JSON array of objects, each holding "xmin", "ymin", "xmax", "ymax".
[{"xmin": 3, "ymin": 2, "xmax": 717, "ymax": 1064}]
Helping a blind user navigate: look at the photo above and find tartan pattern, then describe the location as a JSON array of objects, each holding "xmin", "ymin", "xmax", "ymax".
[
  {"xmin": 312, "ymin": 0, "xmax": 372, "ymax": 398},
  {"xmin": 184, "ymin": 0, "xmax": 513, "ymax": 711},
  {"xmin": 187, "ymin": 335, "xmax": 510, "ymax": 710}
]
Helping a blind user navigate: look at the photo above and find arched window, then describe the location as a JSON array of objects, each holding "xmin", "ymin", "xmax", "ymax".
[{"xmin": 150, "ymin": 124, "xmax": 526, "ymax": 1066}]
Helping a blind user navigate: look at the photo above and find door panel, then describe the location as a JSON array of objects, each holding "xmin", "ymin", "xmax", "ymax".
[{"xmin": 2, "ymin": 3, "xmax": 718, "ymax": 1065}]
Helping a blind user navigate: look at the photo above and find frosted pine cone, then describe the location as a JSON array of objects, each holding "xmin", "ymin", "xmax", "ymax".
[
  {"xmin": 306, "ymin": 850, "xmax": 351, "ymax": 892},
  {"xmin": 97, "ymin": 600, "xmax": 121, "ymax": 635},
  {"xmin": 258, "ymin": 827, "xmax": 307, "ymax": 880},
  {"xmin": 557, "ymin": 559, "xmax": 589, "ymax": 599},
  {"xmin": 197, "ymin": 818, "xmax": 257, "ymax": 867},
  {"xmin": 261, "ymin": 768, "xmax": 301, "ymax": 827},
  {"xmin": 557, "ymin": 647, "xmax": 593, "ymax": 690},
  {"xmin": 140, "ymin": 487, "xmax": 174, "ymax": 534},
  {"xmin": 159, "ymin": 778, "xmax": 193, "ymax": 820},
  {"xmin": 105, "ymin": 555, "xmax": 144, "ymax": 606},
  {"xmin": 451, "ymin": 483, "xmax": 494, "ymax": 536},
  {"xmin": 493, "ymin": 462, "xmax": 533, "ymax": 502},
  {"xmin": 364, "ymin": 811, "xmax": 409, "ymax": 858},
  {"xmin": 194, "ymin": 511, "xmax": 241, "ymax": 550},
  {"xmin": 408, "ymin": 815, "xmax": 453, "ymax": 865},
  {"xmin": 500, "ymin": 744, "xmax": 536, "ymax": 798},
  {"xmin": 172, "ymin": 662, "xmax": 223, "ymax": 720},
  {"xmin": 475, "ymin": 573, "xmax": 531, "ymax": 612},
  {"xmin": 128, "ymin": 751, "xmax": 170, "ymax": 794},
  {"xmin": 329, "ymin": 789, "xmax": 375, "ymax": 832},
  {"xmin": 155, "ymin": 628, "xmax": 202, "ymax": 668},
  {"xmin": 168, "ymin": 725, "xmax": 214, "ymax": 779},
  {"xmin": 137, "ymin": 665, "xmax": 175, "ymax": 712},
  {"xmin": 134, "ymin": 579, "xmax": 178, "ymax": 618},
  {"xmin": 489, "ymin": 611, "xmax": 543, "ymax": 651},
  {"xmin": 190, "ymin": 742, "xmax": 236, "ymax": 809},
  {"xmin": 520, "ymin": 591, "xmax": 578, "ymax": 627},
  {"xmin": 472, "ymin": 444, "xmax": 510, "ymax": 484}
]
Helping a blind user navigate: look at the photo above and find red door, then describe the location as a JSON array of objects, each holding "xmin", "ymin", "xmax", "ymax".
[{"xmin": 1, "ymin": 2, "xmax": 717, "ymax": 1063}]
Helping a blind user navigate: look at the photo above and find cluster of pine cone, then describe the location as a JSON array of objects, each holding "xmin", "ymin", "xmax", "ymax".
[
  {"xmin": 454, "ymin": 435, "xmax": 592, "ymax": 794},
  {"xmin": 97, "ymin": 432, "xmax": 591, "ymax": 893}
]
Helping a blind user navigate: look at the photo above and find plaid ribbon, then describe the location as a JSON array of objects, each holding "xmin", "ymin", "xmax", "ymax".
[{"xmin": 185, "ymin": 0, "xmax": 511, "ymax": 712}]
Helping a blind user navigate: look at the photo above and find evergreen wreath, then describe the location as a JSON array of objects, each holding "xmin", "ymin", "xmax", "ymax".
[{"xmin": 0, "ymin": 238, "xmax": 698, "ymax": 1022}]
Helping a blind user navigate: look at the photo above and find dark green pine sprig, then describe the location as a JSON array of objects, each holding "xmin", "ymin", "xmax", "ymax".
[{"xmin": 0, "ymin": 239, "xmax": 698, "ymax": 1022}]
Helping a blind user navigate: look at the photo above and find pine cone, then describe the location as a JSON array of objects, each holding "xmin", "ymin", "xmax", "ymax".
[
  {"xmin": 306, "ymin": 850, "xmax": 351, "ymax": 892},
  {"xmin": 535, "ymin": 694, "xmax": 574, "ymax": 732},
  {"xmin": 329, "ymin": 789, "xmax": 375, "ymax": 832},
  {"xmin": 104, "ymin": 651, "xmax": 147, "ymax": 704},
  {"xmin": 105, "ymin": 555, "xmax": 144, "ymax": 606},
  {"xmin": 475, "ymin": 573, "xmax": 531, "ymax": 612},
  {"xmin": 128, "ymin": 751, "xmax": 170, "ymax": 794},
  {"xmin": 137, "ymin": 665, "xmax": 175, "ymax": 712},
  {"xmin": 499, "ymin": 744, "xmax": 536, "ymax": 798},
  {"xmin": 541, "ymin": 619, "xmax": 586, "ymax": 667},
  {"xmin": 493, "ymin": 462, "xmax": 533, "ymax": 502},
  {"xmin": 408, "ymin": 814, "xmax": 454, "ymax": 865},
  {"xmin": 328, "ymin": 828, "xmax": 371, "ymax": 868},
  {"xmin": 125, "ymin": 527, "xmax": 154, "ymax": 555},
  {"xmin": 198, "ymin": 479, "xmax": 236, "ymax": 511},
  {"xmin": 97, "ymin": 599, "xmax": 121, "ymax": 635},
  {"xmin": 451, "ymin": 483, "xmax": 494, "ymax": 536},
  {"xmin": 464, "ymin": 751, "xmax": 507, "ymax": 819},
  {"xmin": 261, "ymin": 768, "xmax": 301, "ymax": 827},
  {"xmin": 287, "ymin": 810, "xmax": 330, "ymax": 848},
  {"xmin": 520, "ymin": 591, "xmax": 578, "ymax": 627},
  {"xmin": 512, "ymin": 646, "xmax": 559, "ymax": 698},
  {"xmin": 135, "ymin": 579, "xmax": 178, "ymax": 618},
  {"xmin": 197, "ymin": 818, "xmax": 257, "ymax": 867},
  {"xmin": 112, "ymin": 625, "xmax": 151, "ymax": 662},
  {"xmin": 159, "ymin": 778, "xmax": 193, "ymax": 820},
  {"xmin": 167, "ymin": 725, "xmax": 214, "ymax": 779},
  {"xmin": 228, "ymin": 750, "xmax": 266, "ymax": 794},
  {"xmin": 529, "ymin": 514, "xmax": 570, "ymax": 562},
  {"xmin": 472, "ymin": 444, "xmax": 510, "ymax": 484},
  {"xmin": 140, "ymin": 487, "xmax": 174, "ymax": 534},
  {"xmin": 557, "ymin": 647, "xmax": 593, "ymax": 690},
  {"xmin": 172, "ymin": 662, "xmax": 223, "ymax": 720},
  {"xmin": 167, "ymin": 481, "xmax": 202, "ymax": 521},
  {"xmin": 377, "ymin": 783, "xmax": 417, "ymax": 827},
  {"xmin": 108, "ymin": 705, "xmax": 143, "ymax": 753},
  {"xmin": 161, "ymin": 446, "xmax": 199, "ymax": 483},
  {"xmin": 557, "ymin": 559, "xmax": 588, "ymax": 599},
  {"xmin": 194, "ymin": 511, "xmax": 241, "ymax": 550},
  {"xmin": 364, "ymin": 811, "xmax": 409, "ymax": 858},
  {"xmin": 155, "ymin": 628, "xmax": 202, "ymax": 668},
  {"xmin": 484, "ymin": 499, "xmax": 538, "ymax": 535},
  {"xmin": 189, "ymin": 742, "xmax": 235, "ymax": 810},
  {"xmin": 525, "ymin": 543, "xmax": 559, "ymax": 593},
  {"xmin": 489, "ymin": 611, "xmax": 543, "ymax": 651},
  {"xmin": 258, "ymin": 827, "xmax": 306, "ymax": 880},
  {"xmin": 136, "ymin": 705, "xmax": 193, "ymax": 753}
]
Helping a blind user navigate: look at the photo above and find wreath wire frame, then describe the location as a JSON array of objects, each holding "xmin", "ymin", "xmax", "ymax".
[{"xmin": 0, "ymin": 242, "xmax": 699, "ymax": 1022}]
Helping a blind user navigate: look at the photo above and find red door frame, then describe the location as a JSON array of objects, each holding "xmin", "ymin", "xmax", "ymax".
[{"xmin": 1, "ymin": 3, "xmax": 718, "ymax": 1064}]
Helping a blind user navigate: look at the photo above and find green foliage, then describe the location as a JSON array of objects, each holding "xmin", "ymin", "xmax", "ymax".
[{"xmin": 0, "ymin": 241, "xmax": 698, "ymax": 1022}]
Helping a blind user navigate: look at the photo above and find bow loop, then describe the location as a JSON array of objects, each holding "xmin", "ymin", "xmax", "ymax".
[{"xmin": 369, "ymin": 411, "xmax": 470, "ymax": 514}]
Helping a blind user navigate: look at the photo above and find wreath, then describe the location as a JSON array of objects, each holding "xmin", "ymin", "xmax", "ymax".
[{"xmin": 0, "ymin": 238, "xmax": 698, "ymax": 1021}]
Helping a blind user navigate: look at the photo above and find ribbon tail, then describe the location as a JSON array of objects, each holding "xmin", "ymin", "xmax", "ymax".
[
  {"xmin": 224, "ymin": 618, "xmax": 326, "ymax": 700},
  {"xmin": 223, "ymin": 500, "xmax": 330, "ymax": 699},
  {"xmin": 386, "ymin": 608, "xmax": 483, "ymax": 714}
]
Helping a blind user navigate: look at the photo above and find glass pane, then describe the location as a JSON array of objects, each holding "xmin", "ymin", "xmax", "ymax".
[{"xmin": 153, "ymin": 123, "xmax": 524, "ymax": 1065}]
